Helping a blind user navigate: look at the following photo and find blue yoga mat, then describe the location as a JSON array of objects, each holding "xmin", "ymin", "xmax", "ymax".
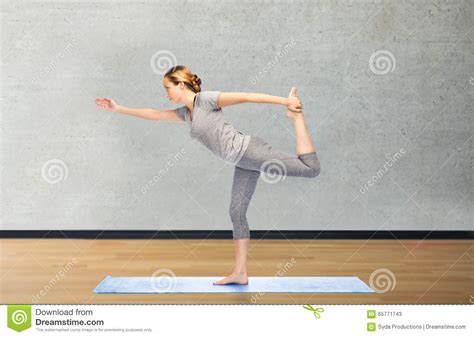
[{"xmin": 94, "ymin": 276, "xmax": 374, "ymax": 294}]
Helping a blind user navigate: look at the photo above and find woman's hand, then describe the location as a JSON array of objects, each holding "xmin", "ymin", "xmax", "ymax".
[
  {"xmin": 94, "ymin": 99, "xmax": 163, "ymax": 120},
  {"xmin": 286, "ymin": 87, "xmax": 303, "ymax": 112},
  {"xmin": 95, "ymin": 97, "xmax": 118, "ymax": 112}
]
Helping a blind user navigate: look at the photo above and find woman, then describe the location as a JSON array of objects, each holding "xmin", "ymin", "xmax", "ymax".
[{"xmin": 95, "ymin": 65, "xmax": 320, "ymax": 285}]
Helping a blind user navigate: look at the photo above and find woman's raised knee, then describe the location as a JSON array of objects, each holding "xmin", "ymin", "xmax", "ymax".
[
  {"xmin": 307, "ymin": 165, "xmax": 321, "ymax": 178},
  {"xmin": 298, "ymin": 152, "xmax": 320, "ymax": 178}
]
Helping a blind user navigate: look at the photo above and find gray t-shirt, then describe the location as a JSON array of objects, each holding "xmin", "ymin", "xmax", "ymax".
[{"xmin": 175, "ymin": 91, "xmax": 251, "ymax": 164}]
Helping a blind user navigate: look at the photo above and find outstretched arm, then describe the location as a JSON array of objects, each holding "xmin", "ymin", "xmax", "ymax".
[
  {"xmin": 218, "ymin": 90, "xmax": 302, "ymax": 112},
  {"xmin": 95, "ymin": 98, "xmax": 183, "ymax": 122}
]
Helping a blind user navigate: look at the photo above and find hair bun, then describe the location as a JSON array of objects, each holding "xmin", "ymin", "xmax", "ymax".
[{"xmin": 192, "ymin": 74, "xmax": 201, "ymax": 86}]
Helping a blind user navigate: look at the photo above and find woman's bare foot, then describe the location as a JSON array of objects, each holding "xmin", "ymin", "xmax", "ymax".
[
  {"xmin": 213, "ymin": 271, "xmax": 248, "ymax": 285},
  {"xmin": 286, "ymin": 87, "xmax": 303, "ymax": 120}
]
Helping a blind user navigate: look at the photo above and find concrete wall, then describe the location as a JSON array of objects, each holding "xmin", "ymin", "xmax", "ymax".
[{"xmin": 1, "ymin": 0, "xmax": 472, "ymax": 231}]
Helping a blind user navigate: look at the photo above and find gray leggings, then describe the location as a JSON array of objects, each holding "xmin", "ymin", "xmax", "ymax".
[{"xmin": 230, "ymin": 136, "xmax": 321, "ymax": 240}]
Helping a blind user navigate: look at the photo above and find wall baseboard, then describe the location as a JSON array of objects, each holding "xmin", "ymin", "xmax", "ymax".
[{"xmin": 0, "ymin": 230, "xmax": 472, "ymax": 240}]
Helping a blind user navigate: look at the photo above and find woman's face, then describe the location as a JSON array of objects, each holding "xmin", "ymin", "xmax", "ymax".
[{"xmin": 163, "ymin": 77, "xmax": 182, "ymax": 104}]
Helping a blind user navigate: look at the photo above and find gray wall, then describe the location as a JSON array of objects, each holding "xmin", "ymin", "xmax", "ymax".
[{"xmin": 1, "ymin": 0, "xmax": 472, "ymax": 231}]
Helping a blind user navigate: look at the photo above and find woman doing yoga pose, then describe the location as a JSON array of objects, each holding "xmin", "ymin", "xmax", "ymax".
[{"xmin": 95, "ymin": 65, "xmax": 320, "ymax": 285}]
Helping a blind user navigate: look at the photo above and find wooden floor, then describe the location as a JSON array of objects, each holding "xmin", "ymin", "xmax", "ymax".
[{"xmin": 0, "ymin": 239, "xmax": 472, "ymax": 304}]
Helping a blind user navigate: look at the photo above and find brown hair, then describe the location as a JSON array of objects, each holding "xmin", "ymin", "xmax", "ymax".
[{"xmin": 164, "ymin": 65, "xmax": 201, "ymax": 93}]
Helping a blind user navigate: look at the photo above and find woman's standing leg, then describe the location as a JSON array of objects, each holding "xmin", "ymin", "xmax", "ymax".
[
  {"xmin": 213, "ymin": 88, "xmax": 321, "ymax": 285},
  {"xmin": 213, "ymin": 165, "xmax": 260, "ymax": 285}
]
